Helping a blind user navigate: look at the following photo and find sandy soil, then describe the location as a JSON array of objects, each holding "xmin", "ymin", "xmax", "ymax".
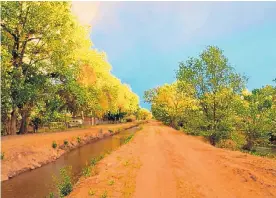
[
  {"xmin": 68, "ymin": 121, "xmax": 276, "ymax": 198},
  {"xmin": 1, "ymin": 122, "xmax": 141, "ymax": 181}
]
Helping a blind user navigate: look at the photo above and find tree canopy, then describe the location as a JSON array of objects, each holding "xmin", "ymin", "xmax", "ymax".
[
  {"xmin": 145, "ymin": 46, "xmax": 276, "ymax": 150},
  {"xmin": 1, "ymin": 1, "xmax": 141, "ymax": 135}
]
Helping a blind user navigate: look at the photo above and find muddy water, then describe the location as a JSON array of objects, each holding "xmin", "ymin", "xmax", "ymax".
[{"xmin": 1, "ymin": 127, "xmax": 139, "ymax": 198}]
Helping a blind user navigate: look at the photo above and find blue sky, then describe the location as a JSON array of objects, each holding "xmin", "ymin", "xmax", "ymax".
[{"xmin": 73, "ymin": 2, "xmax": 276, "ymax": 109}]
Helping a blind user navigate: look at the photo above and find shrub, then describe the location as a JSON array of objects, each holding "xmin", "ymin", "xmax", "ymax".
[
  {"xmin": 108, "ymin": 129, "xmax": 113, "ymax": 134},
  {"xmin": 96, "ymin": 154, "xmax": 105, "ymax": 161},
  {"xmin": 77, "ymin": 136, "xmax": 81, "ymax": 143},
  {"xmin": 90, "ymin": 157, "xmax": 97, "ymax": 166},
  {"xmin": 57, "ymin": 166, "xmax": 73, "ymax": 197},
  {"xmin": 64, "ymin": 140, "xmax": 68, "ymax": 146},
  {"xmin": 52, "ymin": 141, "xmax": 57, "ymax": 149},
  {"xmin": 125, "ymin": 115, "xmax": 136, "ymax": 122},
  {"xmin": 48, "ymin": 192, "xmax": 54, "ymax": 198}
]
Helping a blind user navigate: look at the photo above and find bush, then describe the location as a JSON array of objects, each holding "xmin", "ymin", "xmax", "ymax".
[
  {"xmin": 90, "ymin": 157, "xmax": 97, "ymax": 166},
  {"xmin": 125, "ymin": 115, "xmax": 136, "ymax": 122},
  {"xmin": 77, "ymin": 136, "xmax": 81, "ymax": 143},
  {"xmin": 57, "ymin": 166, "xmax": 73, "ymax": 197},
  {"xmin": 64, "ymin": 140, "xmax": 68, "ymax": 146},
  {"xmin": 1, "ymin": 152, "xmax": 4, "ymax": 160},
  {"xmin": 52, "ymin": 141, "xmax": 57, "ymax": 149},
  {"xmin": 108, "ymin": 129, "xmax": 113, "ymax": 134}
]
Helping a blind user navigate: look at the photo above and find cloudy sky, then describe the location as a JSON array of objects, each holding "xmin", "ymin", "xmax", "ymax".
[{"xmin": 72, "ymin": 1, "xmax": 276, "ymax": 109}]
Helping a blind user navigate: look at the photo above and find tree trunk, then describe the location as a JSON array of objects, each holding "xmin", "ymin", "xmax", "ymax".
[
  {"xmin": 10, "ymin": 110, "xmax": 17, "ymax": 135},
  {"xmin": 4, "ymin": 109, "xmax": 17, "ymax": 135},
  {"xmin": 19, "ymin": 111, "xmax": 30, "ymax": 134}
]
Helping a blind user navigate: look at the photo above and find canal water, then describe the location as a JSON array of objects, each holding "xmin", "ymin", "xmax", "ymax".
[{"xmin": 1, "ymin": 127, "xmax": 139, "ymax": 198}]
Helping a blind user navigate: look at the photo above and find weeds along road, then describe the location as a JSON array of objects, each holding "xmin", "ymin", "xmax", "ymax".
[{"xmin": 69, "ymin": 121, "xmax": 276, "ymax": 198}]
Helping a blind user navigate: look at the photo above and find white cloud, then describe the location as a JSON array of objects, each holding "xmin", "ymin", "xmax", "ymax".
[{"xmin": 71, "ymin": 1, "xmax": 100, "ymax": 27}]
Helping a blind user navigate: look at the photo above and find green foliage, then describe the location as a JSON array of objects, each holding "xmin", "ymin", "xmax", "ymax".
[
  {"xmin": 108, "ymin": 179, "xmax": 115, "ymax": 186},
  {"xmin": 77, "ymin": 136, "xmax": 81, "ymax": 143},
  {"xmin": 145, "ymin": 45, "xmax": 276, "ymax": 152},
  {"xmin": 96, "ymin": 154, "xmax": 105, "ymax": 161},
  {"xmin": 144, "ymin": 81, "xmax": 198, "ymax": 128},
  {"xmin": 82, "ymin": 163, "xmax": 91, "ymax": 178},
  {"xmin": 124, "ymin": 134, "xmax": 134, "ymax": 144},
  {"xmin": 135, "ymin": 108, "xmax": 152, "ymax": 120},
  {"xmin": 88, "ymin": 189, "xmax": 96, "ymax": 196},
  {"xmin": 108, "ymin": 129, "xmax": 113, "ymax": 134},
  {"xmin": 64, "ymin": 140, "xmax": 68, "ymax": 146},
  {"xmin": 100, "ymin": 191, "xmax": 108, "ymax": 198},
  {"xmin": 90, "ymin": 153, "xmax": 105, "ymax": 166},
  {"xmin": 48, "ymin": 192, "xmax": 54, "ymax": 198},
  {"xmin": 52, "ymin": 141, "xmax": 57, "ymax": 149},
  {"xmin": 239, "ymin": 86, "xmax": 276, "ymax": 150},
  {"xmin": 56, "ymin": 166, "xmax": 73, "ymax": 197},
  {"xmin": 1, "ymin": 1, "xmax": 140, "ymax": 136},
  {"xmin": 90, "ymin": 157, "xmax": 97, "ymax": 166}
]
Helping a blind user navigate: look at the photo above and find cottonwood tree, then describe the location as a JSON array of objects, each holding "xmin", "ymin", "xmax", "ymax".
[
  {"xmin": 176, "ymin": 46, "xmax": 246, "ymax": 143},
  {"xmin": 1, "ymin": 2, "xmax": 89, "ymax": 134},
  {"xmin": 240, "ymin": 85, "xmax": 276, "ymax": 150},
  {"xmin": 144, "ymin": 81, "xmax": 198, "ymax": 128}
]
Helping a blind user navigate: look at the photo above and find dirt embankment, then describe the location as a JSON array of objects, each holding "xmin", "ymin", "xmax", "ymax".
[
  {"xmin": 69, "ymin": 121, "xmax": 276, "ymax": 198},
  {"xmin": 1, "ymin": 122, "xmax": 141, "ymax": 182}
]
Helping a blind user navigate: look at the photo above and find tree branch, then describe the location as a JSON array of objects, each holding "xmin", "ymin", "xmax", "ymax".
[{"xmin": 1, "ymin": 23, "xmax": 17, "ymax": 40}]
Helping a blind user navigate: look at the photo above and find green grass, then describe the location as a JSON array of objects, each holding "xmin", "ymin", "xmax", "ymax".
[
  {"xmin": 82, "ymin": 163, "xmax": 91, "ymax": 178},
  {"xmin": 246, "ymin": 150, "xmax": 276, "ymax": 158},
  {"xmin": 88, "ymin": 189, "xmax": 96, "ymax": 196},
  {"xmin": 100, "ymin": 190, "xmax": 108, "ymax": 198}
]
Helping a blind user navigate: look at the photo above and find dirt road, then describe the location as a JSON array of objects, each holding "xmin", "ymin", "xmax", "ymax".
[
  {"xmin": 69, "ymin": 121, "xmax": 276, "ymax": 198},
  {"xmin": 1, "ymin": 122, "xmax": 141, "ymax": 181}
]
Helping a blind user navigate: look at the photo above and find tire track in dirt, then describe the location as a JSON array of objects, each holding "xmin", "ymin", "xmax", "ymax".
[{"xmin": 158, "ymin": 125, "xmax": 276, "ymax": 198}]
